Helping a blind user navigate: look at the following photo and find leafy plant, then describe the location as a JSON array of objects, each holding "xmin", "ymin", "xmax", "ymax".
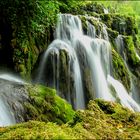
[{"xmin": 0, "ymin": 0, "xmax": 59, "ymax": 42}]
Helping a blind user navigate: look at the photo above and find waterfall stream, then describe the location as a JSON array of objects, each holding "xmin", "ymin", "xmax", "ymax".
[
  {"xmin": 0, "ymin": 97, "xmax": 16, "ymax": 126},
  {"xmin": 0, "ymin": 74, "xmax": 28, "ymax": 126},
  {"xmin": 37, "ymin": 14, "xmax": 140, "ymax": 111}
]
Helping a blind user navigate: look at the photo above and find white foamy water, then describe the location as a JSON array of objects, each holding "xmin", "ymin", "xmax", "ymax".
[
  {"xmin": 108, "ymin": 75, "xmax": 140, "ymax": 112},
  {"xmin": 87, "ymin": 21, "xmax": 96, "ymax": 38},
  {"xmin": 104, "ymin": 8, "xmax": 109, "ymax": 14},
  {"xmin": 0, "ymin": 74, "xmax": 25, "ymax": 84},
  {"xmin": 0, "ymin": 73, "xmax": 28, "ymax": 126},
  {"xmin": 37, "ymin": 14, "xmax": 140, "ymax": 112},
  {"xmin": 0, "ymin": 98, "xmax": 16, "ymax": 126}
]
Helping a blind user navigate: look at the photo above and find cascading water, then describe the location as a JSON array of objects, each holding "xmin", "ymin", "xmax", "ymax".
[
  {"xmin": 0, "ymin": 73, "xmax": 25, "ymax": 84},
  {"xmin": 115, "ymin": 35, "xmax": 126, "ymax": 59},
  {"xmin": 86, "ymin": 21, "xmax": 96, "ymax": 38},
  {"xmin": 107, "ymin": 75, "xmax": 140, "ymax": 112},
  {"xmin": 0, "ymin": 98, "xmax": 16, "ymax": 126},
  {"xmin": 37, "ymin": 14, "xmax": 86, "ymax": 109},
  {"xmin": 37, "ymin": 14, "xmax": 140, "ymax": 111},
  {"xmin": 0, "ymin": 74, "xmax": 28, "ymax": 126}
]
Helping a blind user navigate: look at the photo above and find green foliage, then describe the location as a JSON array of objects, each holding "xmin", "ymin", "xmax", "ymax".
[
  {"xmin": 0, "ymin": 0, "xmax": 59, "ymax": 41},
  {"xmin": 0, "ymin": 0, "xmax": 60, "ymax": 79}
]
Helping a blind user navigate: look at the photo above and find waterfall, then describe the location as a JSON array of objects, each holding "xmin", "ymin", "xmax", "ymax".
[
  {"xmin": 102, "ymin": 24, "xmax": 109, "ymax": 41},
  {"xmin": 37, "ymin": 14, "xmax": 140, "ymax": 111},
  {"xmin": 0, "ymin": 98, "xmax": 16, "ymax": 126},
  {"xmin": 107, "ymin": 75, "xmax": 140, "ymax": 112},
  {"xmin": 87, "ymin": 21, "xmax": 96, "ymax": 38},
  {"xmin": 37, "ymin": 14, "xmax": 85, "ymax": 109},
  {"xmin": 115, "ymin": 35, "xmax": 125, "ymax": 59},
  {"xmin": 0, "ymin": 74, "xmax": 28, "ymax": 126},
  {"xmin": 0, "ymin": 74, "xmax": 25, "ymax": 84}
]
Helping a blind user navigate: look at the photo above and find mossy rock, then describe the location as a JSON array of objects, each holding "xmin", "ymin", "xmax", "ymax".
[
  {"xmin": 100, "ymin": 14, "xmax": 138, "ymax": 36},
  {"xmin": 100, "ymin": 14, "xmax": 112, "ymax": 27},
  {"xmin": 1, "ymin": 99, "xmax": 140, "ymax": 139},
  {"xmin": 112, "ymin": 49, "xmax": 131, "ymax": 91},
  {"xmin": 67, "ymin": 2, "xmax": 106, "ymax": 15},
  {"xmin": 123, "ymin": 36, "xmax": 140, "ymax": 66},
  {"xmin": 0, "ymin": 121, "xmax": 79, "ymax": 139},
  {"xmin": 24, "ymin": 84, "xmax": 75, "ymax": 124},
  {"xmin": 94, "ymin": 99, "xmax": 135, "ymax": 123},
  {"xmin": 80, "ymin": 15, "xmax": 105, "ymax": 38},
  {"xmin": 107, "ymin": 28, "xmax": 119, "ymax": 41}
]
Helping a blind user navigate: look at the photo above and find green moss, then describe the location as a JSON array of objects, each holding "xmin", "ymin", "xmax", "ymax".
[
  {"xmin": 24, "ymin": 84, "xmax": 75, "ymax": 124},
  {"xmin": 80, "ymin": 2, "xmax": 104, "ymax": 14},
  {"xmin": 112, "ymin": 49, "xmax": 131, "ymax": 91},
  {"xmin": 80, "ymin": 15, "xmax": 102, "ymax": 37},
  {"xmin": 107, "ymin": 28, "xmax": 119, "ymax": 41},
  {"xmin": 67, "ymin": 2, "xmax": 105, "ymax": 15},
  {"xmin": 123, "ymin": 36, "xmax": 140, "ymax": 66},
  {"xmin": 100, "ymin": 14, "xmax": 138, "ymax": 36},
  {"xmin": 18, "ymin": 64, "xmax": 26, "ymax": 78},
  {"xmin": 1, "ymin": 99, "xmax": 140, "ymax": 139},
  {"xmin": 83, "ymin": 68, "xmax": 95, "ymax": 104},
  {"xmin": 80, "ymin": 16, "xmax": 88, "ymax": 34},
  {"xmin": 0, "ymin": 121, "xmax": 78, "ymax": 139},
  {"xmin": 125, "ymin": 16, "xmax": 138, "ymax": 35},
  {"xmin": 12, "ymin": 37, "xmax": 40, "ymax": 80},
  {"xmin": 94, "ymin": 99, "xmax": 134, "ymax": 122},
  {"xmin": 100, "ymin": 14, "xmax": 112, "ymax": 27},
  {"xmin": 94, "ymin": 99, "xmax": 116, "ymax": 114},
  {"xmin": 133, "ymin": 35, "xmax": 140, "ymax": 51},
  {"xmin": 59, "ymin": 49, "xmax": 71, "ymax": 101}
]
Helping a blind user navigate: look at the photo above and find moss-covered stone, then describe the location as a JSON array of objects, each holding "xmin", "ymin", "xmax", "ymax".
[
  {"xmin": 82, "ymin": 68, "xmax": 95, "ymax": 103},
  {"xmin": 112, "ymin": 49, "xmax": 131, "ymax": 91},
  {"xmin": 1, "ymin": 99, "xmax": 140, "ymax": 139},
  {"xmin": 123, "ymin": 36, "xmax": 140, "ymax": 66},
  {"xmin": 66, "ymin": 2, "xmax": 106, "ymax": 15},
  {"xmin": 59, "ymin": 49, "xmax": 70, "ymax": 99},
  {"xmin": 0, "ymin": 121, "xmax": 79, "ymax": 139},
  {"xmin": 94, "ymin": 99, "xmax": 134, "ymax": 122},
  {"xmin": 107, "ymin": 28, "xmax": 119, "ymax": 41},
  {"xmin": 100, "ymin": 14, "xmax": 112, "ymax": 27},
  {"xmin": 24, "ymin": 84, "xmax": 75, "ymax": 124},
  {"xmin": 80, "ymin": 15, "xmax": 105, "ymax": 38},
  {"xmin": 100, "ymin": 14, "xmax": 138, "ymax": 36},
  {"xmin": 80, "ymin": 16, "xmax": 88, "ymax": 34}
]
